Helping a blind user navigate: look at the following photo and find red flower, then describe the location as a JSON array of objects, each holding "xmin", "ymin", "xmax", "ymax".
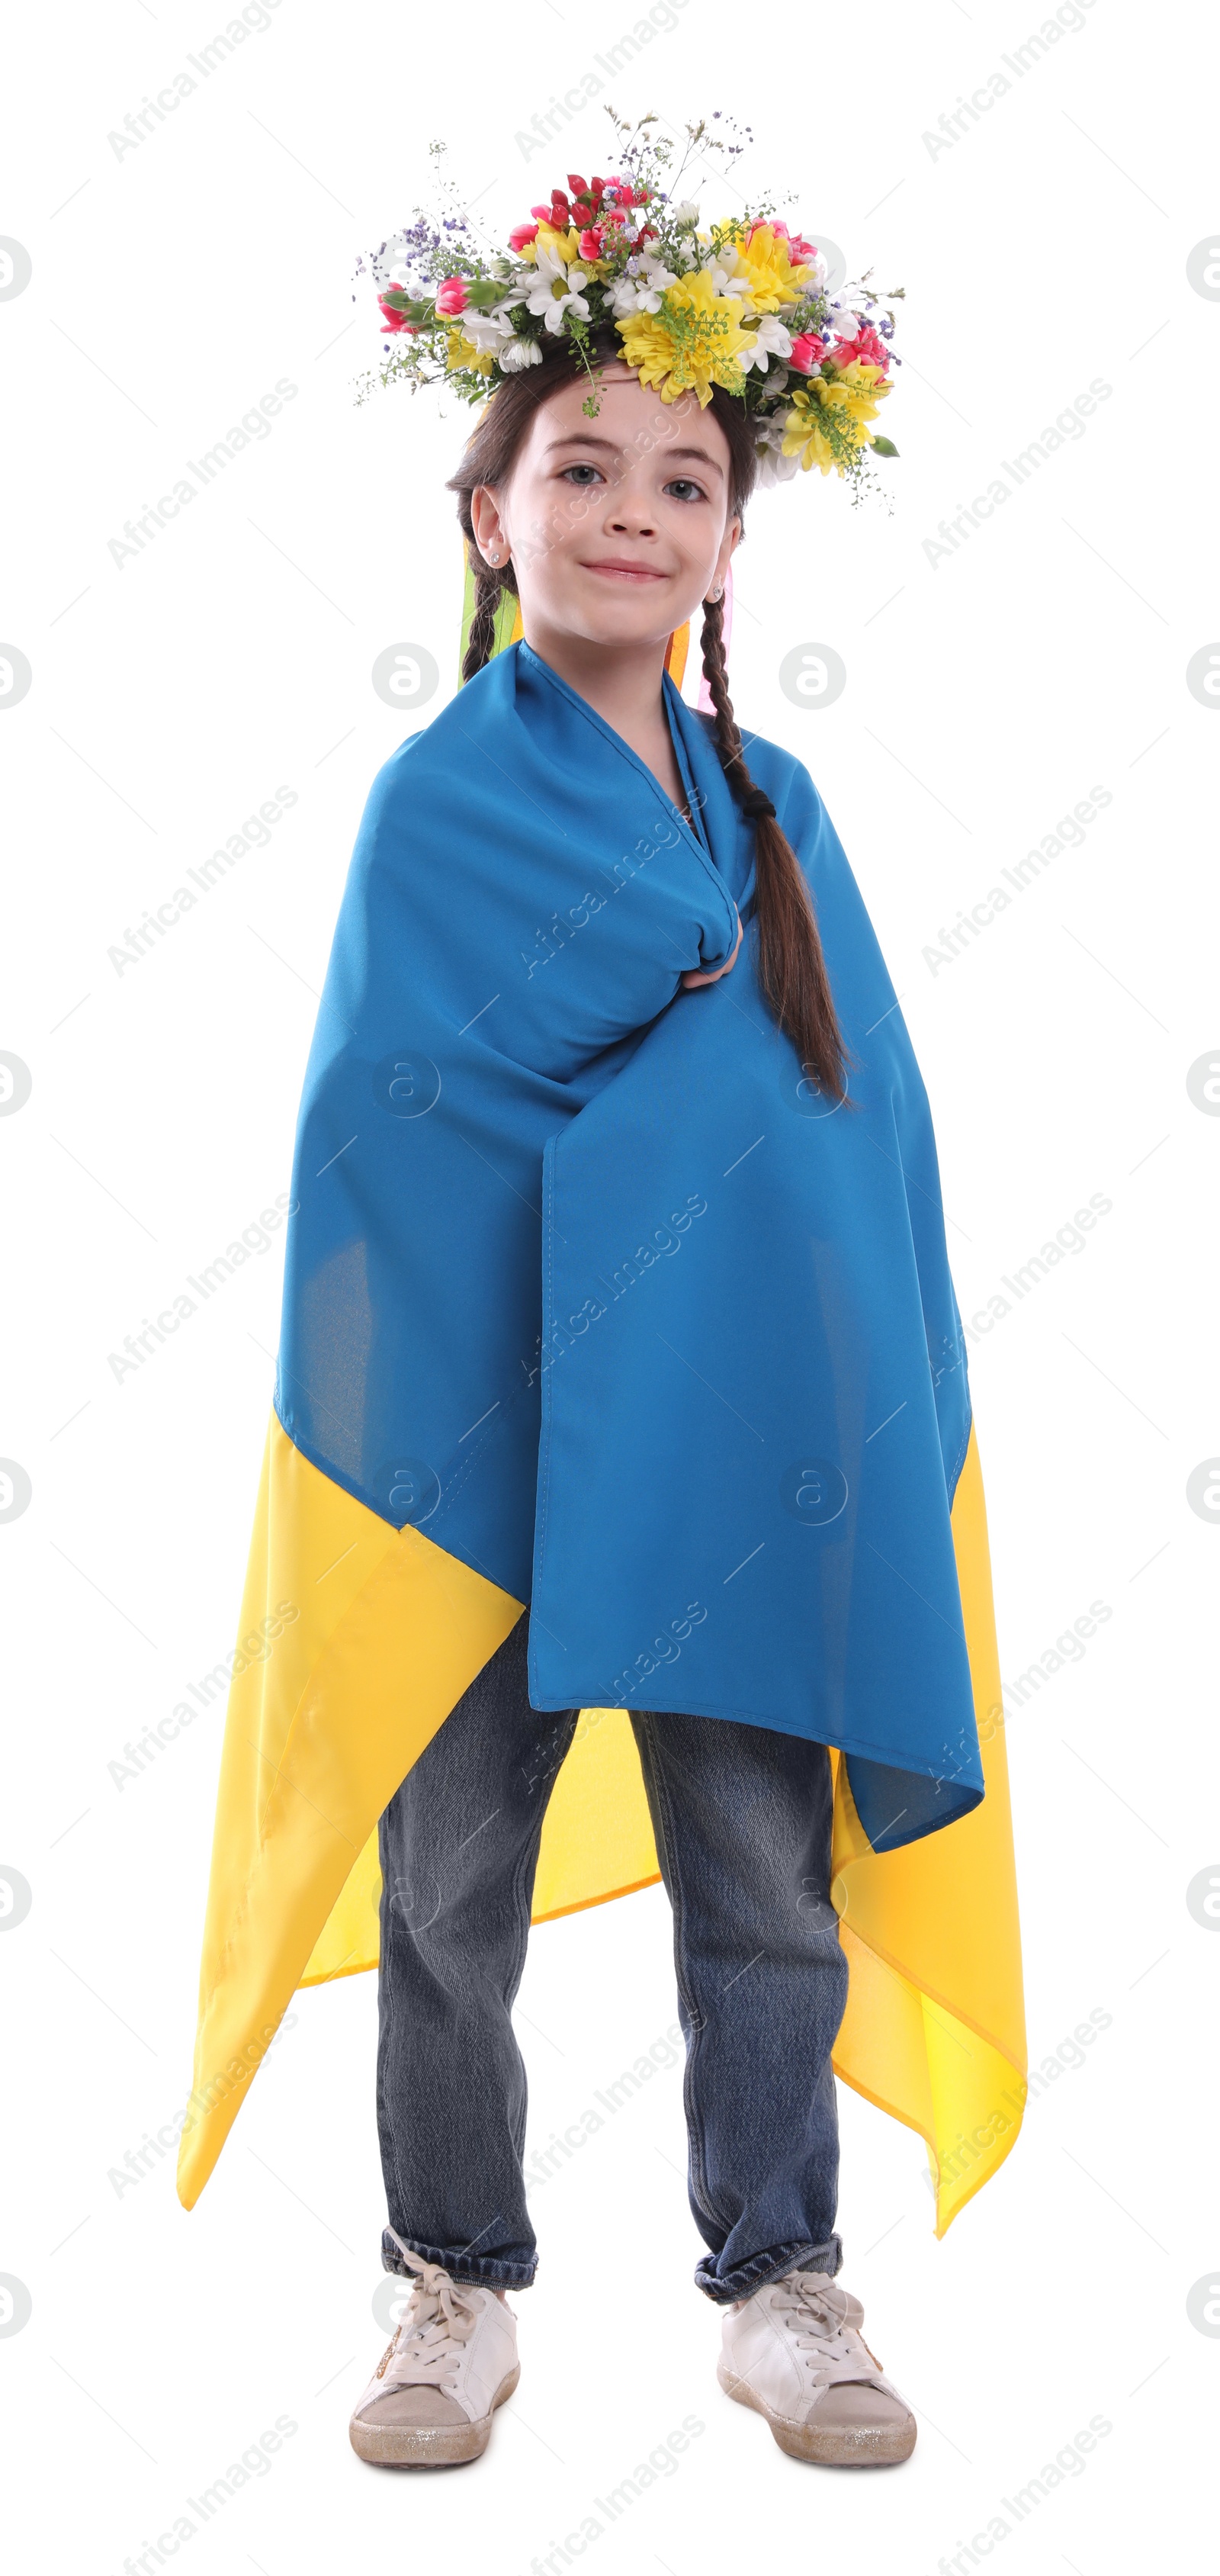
[
  {"xmin": 377, "ymin": 296, "xmax": 418, "ymax": 335},
  {"xmin": 531, "ymin": 191, "xmax": 573, "ymax": 230},
  {"xmin": 788, "ymin": 333, "xmax": 827, "ymax": 373},
  {"xmin": 578, "ymin": 226, "xmax": 604, "ymax": 262},
  {"xmin": 435, "ymin": 275, "xmax": 469, "ymax": 317},
  {"xmin": 831, "ymin": 325, "xmax": 890, "ymax": 372},
  {"xmin": 568, "ymin": 174, "xmax": 608, "ymax": 219},
  {"xmin": 509, "ymin": 220, "xmax": 539, "ymax": 252}
]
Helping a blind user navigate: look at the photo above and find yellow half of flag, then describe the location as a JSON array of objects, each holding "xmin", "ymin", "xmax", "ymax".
[{"xmin": 178, "ymin": 1410, "xmax": 1024, "ymax": 2234}]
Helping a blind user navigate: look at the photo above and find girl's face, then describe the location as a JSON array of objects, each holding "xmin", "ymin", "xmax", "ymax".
[{"xmin": 470, "ymin": 363, "xmax": 740, "ymax": 654}]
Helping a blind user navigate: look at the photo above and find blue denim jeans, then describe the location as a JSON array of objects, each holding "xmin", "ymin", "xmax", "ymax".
[{"xmin": 377, "ymin": 1616, "xmax": 848, "ymax": 2304}]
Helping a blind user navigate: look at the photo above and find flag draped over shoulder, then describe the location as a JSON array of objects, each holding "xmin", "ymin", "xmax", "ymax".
[{"xmin": 179, "ymin": 635, "xmax": 1025, "ymax": 2232}]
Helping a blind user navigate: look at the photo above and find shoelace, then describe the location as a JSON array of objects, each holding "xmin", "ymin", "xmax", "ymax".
[
  {"xmin": 374, "ymin": 2233, "xmax": 483, "ymax": 2394},
  {"xmin": 769, "ymin": 2270, "xmax": 881, "ymax": 2389}
]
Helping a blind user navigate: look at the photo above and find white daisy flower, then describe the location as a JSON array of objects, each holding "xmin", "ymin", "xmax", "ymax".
[
  {"xmin": 525, "ymin": 249, "xmax": 591, "ymax": 332},
  {"xmin": 740, "ymin": 316, "xmax": 795, "ymax": 375},
  {"xmin": 460, "ymin": 302, "xmax": 521, "ymax": 356}
]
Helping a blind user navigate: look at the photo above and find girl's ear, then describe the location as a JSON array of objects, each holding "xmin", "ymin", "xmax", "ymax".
[{"xmin": 470, "ymin": 484, "xmax": 508, "ymax": 566}]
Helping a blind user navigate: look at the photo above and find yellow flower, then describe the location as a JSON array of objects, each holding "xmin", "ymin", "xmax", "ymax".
[
  {"xmin": 617, "ymin": 269, "xmax": 754, "ymax": 407},
  {"xmin": 446, "ymin": 327, "xmax": 494, "ymax": 376},
  {"xmin": 515, "ymin": 224, "xmax": 580, "ymax": 269},
  {"xmin": 723, "ymin": 222, "xmax": 811, "ymax": 313},
  {"xmin": 531, "ymin": 223, "xmax": 581, "ymax": 265},
  {"xmin": 782, "ymin": 361, "xmax": 891, "ymax": 475}
]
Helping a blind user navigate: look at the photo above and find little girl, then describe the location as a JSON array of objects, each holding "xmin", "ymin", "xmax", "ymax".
[
  {"xmin": 345, "ymin": 345, "xmax": 919, "ymax": 2471},
  {"xmin": 182, "ymin": 156, "xmax": 1022, "ymax": 2482}
]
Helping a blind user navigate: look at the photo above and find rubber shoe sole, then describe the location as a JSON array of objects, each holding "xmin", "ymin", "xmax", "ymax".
[
  {"xmin": 717, "ymin": 2358, "xmax": 917, "ymax": 2467},
  {"xmin": 349, "ymin": 2362, "xmax": 520, "ymax": 2468}
]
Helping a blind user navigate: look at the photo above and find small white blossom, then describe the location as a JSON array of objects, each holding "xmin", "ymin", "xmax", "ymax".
[
  {"xmin": 754, "ymin": 415, "xmax": 801, "ymax": 487},
  {"xmin": 699, "ymin": 255, "xmax": 747, "ymax": 301},
  {"xmin": 499, "ymin": 336, "xmax": 542, "ymax": 371},
  {"xmin": 756, "ymin": 447, "xmax": 802, "ymax": 487},
  {"xmin": 740, "ymin": 316, "xmax": 794, "ymax": 375},
  {"xmin": 608, "ymin": 259, "xmax": 678, "ymax": 317}
]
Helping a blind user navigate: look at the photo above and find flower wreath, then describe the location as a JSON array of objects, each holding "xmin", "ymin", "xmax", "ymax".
[{"xmin": 356, "ymin": 115, "xmax": 904, "ymax": 498}]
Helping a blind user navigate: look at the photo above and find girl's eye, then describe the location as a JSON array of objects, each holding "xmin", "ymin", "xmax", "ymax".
[
  {"xmin": 560, "ymin": 463, "xmax": 604, "ymax": 486},
  {"xmin": 663, "ymin": 478, "xmax": 706, "ymax": 503}
]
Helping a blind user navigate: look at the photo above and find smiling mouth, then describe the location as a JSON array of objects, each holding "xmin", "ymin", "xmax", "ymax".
[{"xmin": 581, "ymin": 560, "xmax": 669, "ymax": 582}]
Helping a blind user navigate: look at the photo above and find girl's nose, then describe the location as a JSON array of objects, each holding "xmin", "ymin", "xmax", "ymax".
[{"xmin": 605, "ymin": 488, "xmax": 657, "ymax": 538}]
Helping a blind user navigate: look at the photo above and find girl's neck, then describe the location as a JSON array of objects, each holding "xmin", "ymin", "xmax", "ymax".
[{"xmin": 520, "ymin": 620, "xmax": 687, "ymax": 811}]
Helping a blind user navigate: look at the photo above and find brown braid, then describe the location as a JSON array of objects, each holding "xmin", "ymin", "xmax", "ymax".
[
  {"xmin": 461, "ymin": 555, "xmax": 512, "ymax": 683},
  {"xmin": 699, "ymin": 594, "xmax": 855, "ymax": 1108}
]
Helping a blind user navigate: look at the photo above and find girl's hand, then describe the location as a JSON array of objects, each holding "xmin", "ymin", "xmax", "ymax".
[{"xmin": 681, "ymin": 910, "xmax": 742, "ymax": 989}]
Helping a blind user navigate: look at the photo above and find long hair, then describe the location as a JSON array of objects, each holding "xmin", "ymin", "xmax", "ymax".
[{"xmin": 447, "ymin": 342, "xmax": 854, "ymax": 1105}]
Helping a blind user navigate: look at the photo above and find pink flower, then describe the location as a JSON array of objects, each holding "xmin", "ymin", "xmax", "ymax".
[
  {"xmin": 377, "ymin": 297, "xmax": 417, "ymax": 335},
  {"xmin": 600, "ymin": 176, "xmax": 646, "ymax": 217},
  {"xmin": 578, "ymin": 224, "xmax": 604, "ymax": 261},
  {"xmin": 435, "ymin": 275, "xmax": 470, "ymax": 318},
  {"xmin": 788, "ymin": 333, "xmax": 827, "ymax": 374},
  {"xmin": 509, "ymin": 220, "xmax": 539, "ymax": 252},
  {"xmin": 831, "ymin": 325, "xmax": 890, "ymax": 372}
]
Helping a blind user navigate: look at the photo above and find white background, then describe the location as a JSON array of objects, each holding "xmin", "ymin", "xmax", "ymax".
[{"xmin": 2, "ymin": 2, "xmax": 1217, "ymax": 2568}]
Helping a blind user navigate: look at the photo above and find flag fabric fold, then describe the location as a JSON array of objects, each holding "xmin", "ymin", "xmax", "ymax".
[{"xmin": 179, "ymin": 635, "xmax": 1024, "ymax": 2229}]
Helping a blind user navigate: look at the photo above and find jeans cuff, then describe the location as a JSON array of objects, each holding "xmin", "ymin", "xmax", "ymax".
[
  {"xmin": 694, "ymin": 2232, "xmax": 843, "ymax": 2307},
  {"xmin": 381, "ymin": 2226, "xmax": 537, "ymax": 2291}
]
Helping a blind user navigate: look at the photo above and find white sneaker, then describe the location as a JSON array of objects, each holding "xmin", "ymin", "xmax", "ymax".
[
  {"xmin": 349, "ymin": 2245, "xmax": 520, "ymax": 2468},
  {"xmin": 718, "ymin": 2269, "xmax": 917, "ymax": 2467}
]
